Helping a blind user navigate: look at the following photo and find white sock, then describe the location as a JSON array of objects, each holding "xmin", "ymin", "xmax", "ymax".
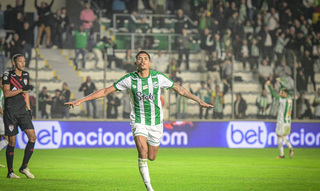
[
  {"xmin": 0, "ymin": 139, "xmax": 8, "ymax": 151},
  {"xmin": 283, "ymin": 136, "xmax": 293, "ymax": 150},
  {"xmin": 278, "ymin": 137, "xmax": 284, "ymax": 156},
  {"xmin": 138, "ymin": 158, "xmax": 153, "ymax": 191}
]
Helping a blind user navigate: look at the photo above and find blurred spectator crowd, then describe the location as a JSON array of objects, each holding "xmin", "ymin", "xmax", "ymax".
[{"xmin": 0, "ymin": 0, "xmax": 320, "ymax": 120}]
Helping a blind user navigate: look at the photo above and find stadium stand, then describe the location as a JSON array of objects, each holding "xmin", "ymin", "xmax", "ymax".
[{"xmin": 1, "ymin": 0, "xmax": 320, "ymax": 120}]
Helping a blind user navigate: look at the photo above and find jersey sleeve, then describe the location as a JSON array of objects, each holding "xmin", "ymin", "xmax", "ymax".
[
  {"xmin": 113, "ymin": 74, "xmax": 131, "ymax": 91},
  {"xmin": 2, "ymin": 71, "xmax": 10, "ymax": 85},
  {"xmin": 268, "ymin": 85, "xmax": 280, "ymax": 100},
  {"xmin": 158, "ymin": 73, "xmax": 174, "ymax": 89}
]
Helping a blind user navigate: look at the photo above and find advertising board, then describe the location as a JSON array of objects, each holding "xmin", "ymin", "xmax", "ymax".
[{"xmin": 15, "ymin": 121, "xmax": 320, "ymax": 149}]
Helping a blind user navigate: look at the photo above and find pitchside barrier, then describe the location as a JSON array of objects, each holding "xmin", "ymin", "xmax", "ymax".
[{"xmin": 15, "ymin": 121, "xmax": 320, "ymax": 149}]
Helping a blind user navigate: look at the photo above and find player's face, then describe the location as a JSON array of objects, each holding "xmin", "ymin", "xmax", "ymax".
[
  {"xmin": 13, "ymin": 56, "xmax": 26, "ymax": 71},
  {"xmin": 135, "ymin": 53, "xmax": 151, "ymax": 71},
  {"xmin": 280, "ymin": 90, "xmax": 287, "ymax": 98}
]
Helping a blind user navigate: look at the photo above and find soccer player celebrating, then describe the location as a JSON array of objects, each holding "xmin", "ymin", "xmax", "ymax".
[
  {"xmin": 65, "ymin": 51, "xmax": 214, "ymax": 191},
  {"xmin": 266, "ymin": 79, "xmax": 294, "ymax": 159},
  {"xmin": 2, "ymin": 54, "xmax": 35, "ymax": 178}
]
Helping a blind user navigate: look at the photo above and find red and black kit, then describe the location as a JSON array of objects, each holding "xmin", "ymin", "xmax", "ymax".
[{"xmin": 2, "ymin": 70, "xmax": 34, "ymax": 136}]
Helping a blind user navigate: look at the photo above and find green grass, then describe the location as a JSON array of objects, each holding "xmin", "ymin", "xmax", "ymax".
[{"xmin": 0, "ymin": 148, "xmax": 319, "ymax": 191}]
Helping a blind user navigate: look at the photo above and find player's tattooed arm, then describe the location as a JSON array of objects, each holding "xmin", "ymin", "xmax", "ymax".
[{"xmin": 172, "ymin": 84, "xmax": 214, "ymax": 109}]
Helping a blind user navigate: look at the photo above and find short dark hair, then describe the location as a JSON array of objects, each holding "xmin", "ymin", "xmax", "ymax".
[
  {"xmin": 11, "ymin": 54, "xmax": 24, "ymax": 63},
  {"xmin": 280, "ymin": 88, "xmax": 289, "ymax": 94},
  {"xmin": 135, "ymin": 51, "xmax": 150, "ymax": 60}
]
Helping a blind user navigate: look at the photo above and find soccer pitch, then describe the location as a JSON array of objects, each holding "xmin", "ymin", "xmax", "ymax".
[{"xmin": 1, "ymin": 148, "xmax": 319, "ymax": 191}]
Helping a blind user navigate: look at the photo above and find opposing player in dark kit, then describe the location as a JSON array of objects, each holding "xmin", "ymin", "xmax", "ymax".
[{"xmin": 2, "ymin": 54, "xmax": 35, "ymax": 178}]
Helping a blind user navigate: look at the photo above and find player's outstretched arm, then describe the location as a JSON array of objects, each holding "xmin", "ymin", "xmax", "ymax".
[
  {"xmin": 65, "ymin": 85, "xmax": 116, "ymax": 109},
  {"xmin": 171, "ymin": 83, "xmax": 214, "ymax": 109},
  {"xmin": 266, "ymin": 80, "xmax": 280, "ymax": 99}
]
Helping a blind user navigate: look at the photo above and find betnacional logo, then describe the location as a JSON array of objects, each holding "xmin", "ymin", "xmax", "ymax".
[
  {"xmin": 15, "ymin": 121, "xmax": 189, "ymax": 149},
  {"xmin": 17, "ymin": 121, "xmax": 62, "ymax": 149},
  {"xmin": 226, "ymin": 121, "xmax": 267, "ymax": 148}
]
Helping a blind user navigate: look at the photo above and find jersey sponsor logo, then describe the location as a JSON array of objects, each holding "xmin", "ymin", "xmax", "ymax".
[
  {"xmin": 24, "ymin": 79, "xmax": 28, "ymax": 85},
  {"xmin": 9, "ymin": 124, "xmax": 14, "ymax": 132},
  {"xmin": 23, "ymin": 73, "xmax": 28, "ymax": 76},
  {"xmin": 135, "ymin": 92, "xmax": 155, "ymax": 101},
  {"xmin": 12, "ymin": 87, "xmax": 17, "ymax": 91},
  {"xmin": 143, "ymin": 85, "xmax": 148, "ymax": 90},
  {"xmin": 226, "ymin": 121, "xmax": 267, "ymax": 148}
]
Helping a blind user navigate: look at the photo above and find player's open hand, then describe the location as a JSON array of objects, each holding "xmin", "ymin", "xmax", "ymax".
[
  {"xmin": 199, "ymin": 100, "xmax": 214, "ymax": 109},
  {"xmin": 64, "ymin": 100, "xmax": 82, "ymax": 109}
]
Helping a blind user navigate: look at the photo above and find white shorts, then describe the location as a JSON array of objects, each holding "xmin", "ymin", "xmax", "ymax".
[
  {"xmin": 276, "ymin": 123, "xmax": 291, "ymax": 136},
  {"xmin": 0, "ymin": 117, "xmax": 4, "ymax": 135},
  {"xmin": 131, "ymin": 123, "xmax": 163, "ymax": 146}
]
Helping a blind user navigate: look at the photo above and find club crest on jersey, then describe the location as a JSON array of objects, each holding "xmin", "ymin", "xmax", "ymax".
[
  {"xmin": 9, "ymin": 125, "xmax": 14, "ymax": 132},
  {"xmin": 132, "ymin": 85, "xmax": 137, "ymax": 89},
  {"xmin": 24, "ymin": 79, "xmax": 28, "ymax": 85},
  {"xmin": 3, "ymin": 76, "xmax": 7, "ymax": 80},
  {"xmin": 136, "ymin": 92, "xmax": 155, "ymax": 101}
]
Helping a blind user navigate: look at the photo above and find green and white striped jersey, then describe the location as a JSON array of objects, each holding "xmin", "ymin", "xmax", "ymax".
[
  {"xmin": 268, "ymin": 85, "xmax": 292, "ymax": 124},
  {"xmin": 256, "ymin": 95, "xmax": 269, "ymax": 116},
  {"xmin": 277, "ymin": 95, "xmax": 292, "ymax": 124},
  {"xmin": 113, "ymin": 70, "xmax": 174, "ymax": 126},
  {"xmin": 269, "ymin": 97, "xmax": 280, "ymax": 117}
]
